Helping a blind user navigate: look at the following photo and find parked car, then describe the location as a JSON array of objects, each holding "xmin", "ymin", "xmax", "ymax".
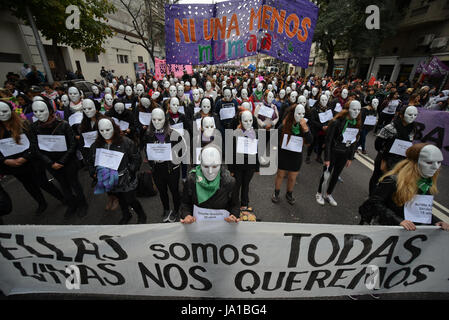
[{"xmin": 59, "ymin": 80, "xmax": 104, "ymax": 98}]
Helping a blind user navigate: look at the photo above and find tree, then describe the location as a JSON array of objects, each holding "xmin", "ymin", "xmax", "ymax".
[
  {"xmin": 119, "ymin": 0, "xmax": 180, "ymax": 67},
  {"xmin": 2, "ymin": 0, "xmax": 116, "ymax": 55},
  {"xmin": 313, "ymin": 0, "xmax": 409, "ymax": 76}
]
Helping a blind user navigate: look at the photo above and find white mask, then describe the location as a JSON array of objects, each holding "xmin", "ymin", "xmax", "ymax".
[
  {"xmin": 114, "ymin": 102, "xmax": 125, "ymax": 115},
  {"xmin": 61, "ymin": 95, "xmax": 70, "ymax": 107},
  {"xmin": 141, "ymin": 97, "xmax": 151, "ymax": 109},
  {"xmin": 325, "ymin": 90, "xmax": 331, "ymax": 99},
  {"xmin": 222, "ymin": 81, "xmax": 227, "ymax": 89},
  {"xmin": 125, "ymin": 86, "xmax": 133, "ymax": 97},
  {"xmin": 177, "ymin": 85, "xmax": 185, "ymax": 98},
  {"xmin": 267, "ymin": 92, "xmax": 274, "ymax": 105},
  {"xmin": 98, "ymin": 119, "xmax": 114, "ymax": 140},
  {"xmin": 257, "ymin": 83, "xmax": 263, "ymax": 92},
  {"xmin": 92, "ymin": 86, "xmax": 100, "ymax": 95},
  {"xmin": 213, "ymin": 75, "xmax": 217, "ymax": 81},
  {"xmin": 348, "ymin": 100, "xmax": 361, "ymax": 119},
  {"xmin": 303, "ymin": 90, "xmax": 309, "ymax": 99},
  {"xmin": 181, "ymin": 81, "xmax": 185, "ymax": 86},
  {"xmin": 273, "ymin": 77, "xmax": 277, "ymax": 84},
  {"xmin": 127, "ymin": 78, "xmax": 132, "ymax": 85},
  {"xmin": 112, "ymin": 79, "xmax": 117, "ymax": 86},
  {"xmin": 242, "ymin": 102, "xmax": 251, "ymax": 111},
  {"xmin": 286, "ymin": 87, "xmax": 292, "ymax": 95},
  {"xmin": 292, "ymin": 83, "xmax": 297, "ymax": 91},
  {"xmin": 403, "ymin": 106, "xmax": 418, "ymax": 124},
  {"xmin": 279, "ymin": 89, "xmax": 286, "ymax": 99},
  {"xmin": 104, "ymin": 94, "xmax": 113, "ymax": 106},
  {"xmin": 297, "ymin": 96, "xmax": 307, "ymax": 107},
  {"xmin": 104, "ymin": 87, "xmax": 112, "ymax": 95},
  {"xmin": 243, "ymin": 82, "xmax": 248, "ymax": 89},
  {"xmin": 193, "ymin": 89, "xmax": 200, "ymax": 102},
  {"xmin": 372, "ymin": 98, "xmax": 379, "ymax": 110},
  {"xmin": 199, "ymin": 88, "xmax": 204, "ymax": 99},
  {"xmin": 164, "ymin": 81, "xmax": 170, "ymax": 89},
  {"xmin": 322, "ymin": 80, "xmax": 327, "ymax": 87},
  {"xmin": 290, "ymin": 91, "xmax": 298, "ymax": 104},
  {"xmin": 241, "ymin": 89, "xmax": 248, "ymax": 100},
  {"xmin": 312, "ymin": 87, "xmax": 319, "ymax": 97},
  {"xmin": 118, "ymin": 85, "xmax": 125, "ymax": 95},
  {"xmin": 151, "ymin": 108, "xmax": 165, "ymax": 130},
  {"xmin": 418, "ymin": 145, "xmax": 443, "ymax": 179},
  {"xmin": 0, "ymin": 102, "xmax": 12, "ymax": 122},
  {"xmin": 255, "ymin": 78, "xmax": 260, "ymax": 86},
  {"xmin": 267, "ymin": 84, "xmax": 273, "ymax": 92},
  {"xmin": 32, "ymin": 101, "xmax": 50, "ymax": 122},
  {"xmin": 206, "ymin": 81, "xmax": 212, "ymax": 91},
  {"xmin": 82, "ymin": 99, "xmax": 96, "ymax": 118},
  {"xmin": 185, "ymin": 81, "xmax": 190, "ymax": 88},
  {"xmin": 152, "ymin": 92, "xmax": 160, "ymax": 100},
  {"xmin": 294, "ymin": 105, "xmax": 306, "ymax": 123},
  {"xmin": 169, "ymin": 85, "xmax": 177, "ymax": 98},
  {"xmin": 223, "ymin": 76, "xmax": 228, "ymax": 82},
  {"xmin": 287, "ymin": 76, "xmax": 291, "ymax": 82},
  {"xmin": 201, "ymin": 99, "xmax": 211, "ymax": 114},
  {"xmin": 223, "ymin": 89, "xmax": 232, "ymax": 101},
  {"xmin": 153, "ymin": 81, "xmax": 158, "ymax": 90},
  {"xmin": 170, "ymin": 97, "xmax": 180, "ymax": 114},
  {"xmin": 341, "ymin": 89, "xmax": 349, "ymax": 99},
  {"xmin": 163, "ymin": 77, "xmax": 167, "ymax": 82},
  {"xmin": 200, "ymin": 147, "xmax": 221, "ymax": 181},
  {"xmin": 320, "ymin": 95, "xmax": 328, "ymax": 107},
  {"xmin": 232, "ymin": 89, "xmax": 237, "ymax": 99},
  {"xmin": 191, "ymin": 78, "xmax": 197, "ymax": 87},
  {"xmin": 68, "ymin": 87, "xmax": 81, "ymax": 103},
  {"xmin": 241, "ymin": 111, "xmax": 253, "ymax": 131},
  {"xmin": 136, "ymin": 84, "xmax": 145, "ymax": 97}
]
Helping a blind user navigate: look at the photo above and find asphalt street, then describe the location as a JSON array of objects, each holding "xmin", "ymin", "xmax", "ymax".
[{"xmin": 1, "ymin": 132, "xmax": 448, "ymax": 300}]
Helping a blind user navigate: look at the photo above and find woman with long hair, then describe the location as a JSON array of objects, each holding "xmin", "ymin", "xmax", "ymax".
[
  {"xmin": 316, "ymin": 100, "xmax": 362, "ymax": 207},
  {"xmin": 378, "ymin": 91, "xmax": 402, "ymax": 131},
  {"xmin": 365, "ymin": 143, "xmax": 448, "ymax": 231}
]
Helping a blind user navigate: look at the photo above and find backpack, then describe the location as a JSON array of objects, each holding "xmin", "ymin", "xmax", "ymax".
[{"xmin": 136, "ymin": 171, "xmax": 158, "ymax": 197}]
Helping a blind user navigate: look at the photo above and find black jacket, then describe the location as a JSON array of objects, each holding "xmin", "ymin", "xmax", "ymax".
[
  {"xmin": 180, "ymin": 169, "xmax": 240, "ymax": 219},
  {"xmin": 324, "ymin": 117, "xmax": 360, "ymax": 162},
  {"xmin": 30, "ymin": 118, "xmax": 77, "ymax": 167},
  {"xmin": 105, "ymin": 109, "xmax": 139, "ymax": 141},
  {"xmin": 0, "ymin": 121, "xmax": 33, "ymax": 163}
]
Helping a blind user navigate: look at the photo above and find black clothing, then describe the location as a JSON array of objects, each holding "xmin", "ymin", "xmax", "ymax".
[
  {"xmin": 278, "ymin": 124, "xmax": 313, "ymax": 172},
  {"xmin": 105, "ymin": 109, "xmax": 139, "ymax": 141}
]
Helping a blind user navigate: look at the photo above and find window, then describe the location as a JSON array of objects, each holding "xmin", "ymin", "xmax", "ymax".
[
  {"xmin": 85, "ymin": 52, "xmax": 99, "ymax": 63},
  {"xmin": 117, "ymin": 54, "xmax": 129, "ymax": 64},
  {"xmin": 0, "ymin": 52, "xmax": 22, "ymax": 63},
  {"xmin": 138, "ymin": 56, "xmax": 143, "ymax": 63}
]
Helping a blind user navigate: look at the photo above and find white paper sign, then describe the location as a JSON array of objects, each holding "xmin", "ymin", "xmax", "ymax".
[
  {"xmin": 383, "ymin": 102, "xmax": 399, "ymax": 114},
  {"xmin": 178, "ymin": 106, "xmax": 185, "ymax": 114},
  {"xmin": 342, "ymin": 128, "xmax": 359, "ymax": 144},
  {"xmin": 404, "ymin": 195, "xmax": 433, "ymax": 224},
  {"xmin": 318, "ymin": 110, "xmax": 333, "ymax": 123},
  {"xmin": 82, "ymin": 131, "xmax": 98, "ymax": 148},
  {"xmin": 236, "ymin": 137, "xmax": 258, "ymax": 155},
  {"xmin": 146, "ymin": 143, "xmax": 172, "ymax": 161},
  {"xmin": 119, "ymin": 121, "xmax": 129, "ymax": 131},
  {"xmin": 194, "ymin": 107, "xmax": 201, "ymax": 114},
  {"xmin": 37, "ymin": 135, "xmax": 67, "ymax": 152},
  {"xmin": 0, "ymin": 134, "xmax": 30, "ymax": 157},
  {"xmin": 309, "ymin": 99, "xmax": 317, "ymax": 106},
  {"xmin": 281, "ymin": 134, "xmax": 303, "ymax": 153},
  {"xmin": 195, "ymin": 147, "xmax": 202, "ymax": 164},
  {"xmin": 193, "ymin": 205, "xmax": 230, "ymax": 221},
  {"xmin": 125, "ymin": 103, "xmax": 132, "ymax": 109},
  {"xmin": 112, "ymin": 117, "xmax": 120, "ymax": 126},
  {"xmin": 389, "ymin": 139, "xmax": 413, "ymax": 157},
  {"xmin": 219, "ymin": 107, "xmax": 235, "ymax": 120},
  {"xmin": 334, "ymin": 103, "xmax": 342, "ymax": 113},
  {"xmin": 68, "ymin": 112, "xmax": 83, "ymax": 126},
  {"xmin": 196, "ymin": 118, "xmax": 202, "ymax": 131},
  {"xmin": 32, "ymin": 116, "xmax": 38, "ymax": 123},
  {"xmin": 254, "ymin": 102, "xmax": 264, "ymax": 110},
  {"xmin": 139, "ymin": 112, "xmax": 152, "ymax": 126},
  {"xmin": 94, "ymin": 148, "xmax": 124, "ymax": 171},
  {"xmin": 170, "ymin": 122, "xmax": 184, "ymax": 135},
  {"xmin": 364, "ymin": 115, "xmax": 377, "ymax": 126},
  {"xmin": 258, "ymin": 106, "xmax": 274, "ymax": 118}
]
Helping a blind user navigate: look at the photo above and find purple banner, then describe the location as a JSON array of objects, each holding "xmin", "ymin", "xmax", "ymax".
[
  {"xmin": 415, "ymin": 108, "xmax": 449, "ymax": 166},
  {"xmin": 164, "ymin": 0, "xmax": 319, "ymax": 68}
]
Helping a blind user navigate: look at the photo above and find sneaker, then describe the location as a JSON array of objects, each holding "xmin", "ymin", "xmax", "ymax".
[
  {"xmin": 168, "ymin": 210, "xmax": 178, "ymax": 223},
  {"xmin": 286, "ymin": 193, "xmax": 296, "ymax": 205},
  {"xmin": 338, "ymin": 176, "xmax": 344, "ymax": 183},
  {"xmin": 315, "ymin": 193, "xmax": 325, "ymax": 206},
  {"xmin": 358, "ymin": 146, "xmax": 362, "ymax": 150},
  {"xmin": 271, "ymin": 192, "xmax": 280, "ymax": 204},
  {"xmin": 163, "ymin": 210, "xmax": 172, "ymax": 223},
  {"xmin": 326, "ymin": 194, "xmax": 338, "ymax": 207},
  {"xmin": 370, "ymin": 294, "xmax": 380, "ymax": 299},
  {"xmin": 347, "ymin": 295, "xmax": 359, "ymax": 300}
]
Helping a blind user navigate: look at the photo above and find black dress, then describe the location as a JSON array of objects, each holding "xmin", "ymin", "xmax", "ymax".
[{"xmin": 277, "ymin": 124, "xmax": 313, "ymax": 172}]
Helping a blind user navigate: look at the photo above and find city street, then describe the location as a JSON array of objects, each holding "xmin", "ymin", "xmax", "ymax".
[{"xmin": 2, "ymin": 132, "xmax": 449, "ymax": 300}]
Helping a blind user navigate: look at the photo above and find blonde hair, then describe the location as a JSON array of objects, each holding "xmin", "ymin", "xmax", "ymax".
[{"xmin": 380, "ymin": 143, "xmax": 440, "ymax": 206}]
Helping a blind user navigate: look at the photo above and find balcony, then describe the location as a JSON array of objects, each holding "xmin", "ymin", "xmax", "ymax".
[{"xmin": 400, "ymin": 2, "xmax": 449, "ymax": 29}]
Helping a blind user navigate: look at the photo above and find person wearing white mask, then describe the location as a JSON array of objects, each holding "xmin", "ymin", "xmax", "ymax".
[
  {"xmin": 65, "ymin": 87, "xmax": 83, "ymax": 123},
  {"xmin": 357, "ymin": 98, "xmax": 379, "ymax": 155},
  {"xmin": 204, "ymin": 81, "xmax": 217, "ymax": 102},
  {"xmin": 272, "ymin": 104, "xmax": 312, "ymax": 205},
  {"xmin": 78, "ymin": 99, "xmax": 101, "ymax": 160},
  {"xmin": 364, "ymin": 143, "xmax": 448, "ymax": 231},
  {"xmin": 30, "ymin": 98, "xmax": 88, "ymax": 218},
  {"xmin": 187, "ymin": 89, "xmax": 202, "ymax": 122},
  {"xmin": 136, "ymin": 94, "xmax": 156, "ymax": 138},
  {"xmin": 306, "ymin": 94, "xmax": 331, "ymax": 164},
  {"xmin": 378, "ymin": 91, "xmax": 402, "ymax": 131},
  {"xmin": 316, "ymin": 100, "xmax": 362, "ymax": 207},
  {"xmin": 278, "ymin": 90, "xmax": 298, "ymax": 125},
  {"xmin": 255, "ymin": 91, "xmax": 279, "ymax": 132},
  {"xmin": 90, "ymin": 85, "xmax": 104, "ymax": 102},
  {"xmin": 105, "ymin": 99, "xmax": 138, "ymax": 141},
  {"xmin": 122, "ymin": 85, "xmax": 136, "ymax": 112},
  {"xmin": 180, "ymin": 145, "xmax": 240, "ymax": 224},
  {"xmin": 215, "ymin": 88, "xmax": 239, "ymax": 133},
  {"xmin": 103, "ymin": 93, "xmax": 114, "ymax": 113},
  {"xmin": 142, "ymin": 107, "xmax": 185, "ymax": 223},
  {"xmin": 239, "ymin": 88, "xmax": 253, "ymax": 112},
  {"xmin": 251, "ymin": 82, "xmax": 264, "ymax": 106},
  {"xmin": 116, "ymin": 85, "xmax": 125, "ymax": 99},
  {"xmin": 88, "ymin": 118, "xmax": 146, "ymax": 224},
  {"xmin": 369, "ymin": 105, "xmax": 419, "ymax": 196},
  {"xmin": 193, "ymin": 98, "xmax": 221, "ymax": 132}
]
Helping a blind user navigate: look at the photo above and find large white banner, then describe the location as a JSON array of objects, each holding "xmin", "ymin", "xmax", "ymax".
[{"xmin": 0, "ymin": 223, "xmax": 448, "ymax": 298}]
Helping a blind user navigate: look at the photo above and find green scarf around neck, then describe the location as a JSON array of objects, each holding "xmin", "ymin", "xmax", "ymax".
[
  {"xmin": 254, "ymin": 90, "xmax": 263, "ymax": 101},
  {"xmin": 418, "ymin": 177, "xmax": 433, "ymax": 194},
  {"xmin": 292, "ymin": 123, "xmax": 301, "ymax": 135},
  {"xmin": 342, "ymin": 118, "xmax": 357, "ymax": 134},
  {"xmin": 192, "ymin": 166, "xmax": 221, "ymax": 204}
]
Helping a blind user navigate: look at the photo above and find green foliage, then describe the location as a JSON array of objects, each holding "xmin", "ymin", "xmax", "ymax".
[{"xmin": 2, "ymin": 0, "xmax": 116, "ymax": 54}]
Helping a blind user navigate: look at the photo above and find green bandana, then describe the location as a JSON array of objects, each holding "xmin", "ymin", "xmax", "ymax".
[
  {"xmin": 342, "ymin": 119, "xmax": 357, "ymax": 134},
  {"xmin": 292, "ymin": 123, "xmax": 301, "ymax": 135},
  {"xmin": 254, "ymin": 90, "xmax": 263, "ymax": 101},
  {"xmin": 418, "ymin": 177, "xmax": 432, "ymax": 194},
  {"xmin": 192, "ymin": 166, "xmax": 221, "ymax": 204}
]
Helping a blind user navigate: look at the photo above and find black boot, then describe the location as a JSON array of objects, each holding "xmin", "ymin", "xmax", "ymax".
[{"xmin": 119, "ymin": 213, "xmax": 132, "ymax": 225}]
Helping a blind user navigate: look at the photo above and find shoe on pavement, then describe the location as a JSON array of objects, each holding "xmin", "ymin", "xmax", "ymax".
[
  {"xmin": 163, "ymin": 210, "xmax": 172, "ymax": 223},
  {"xmin": 370, "ymin": 294, "xmax": 380, "ymax": 299},
  {"xmin": 315, "ymin": 193, "xmax": 325, "ymax": 206},
  {"xmin": 326, "ymin": 194, "xmax": 338, "ymax": 207},
  {"xmin": 271, "ymin": 192, "xmax": 280, "ymax": 204},
  {"xmin": 362, "ymin": 150, "xmax": 368, "ymax": 155},
  {"xmin": 168, "ymin": 210, "xmax": 178, "ymax": 223},
  {"xmin": 347, "ymin": 295, "xmax": 359, "ymax": 300},
  {"xmin": 286, "ymin": 193, "xmax": 296, "ymax": 205}
]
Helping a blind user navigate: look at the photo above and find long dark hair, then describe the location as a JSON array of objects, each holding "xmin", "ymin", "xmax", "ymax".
[
  {"xmin": 94, "ymin": 116, "xmax": 123, "ymax": 146},
  {"xmin": 80, "ymin": 112, "xmax": 102, "ymax": 133},
  {"xmin": 0, "ymin": 101, "xmax": 26, "ymax": 143},
  {"xmin": 281, "ymin": 104, "xmax": 300, "ymax": 144}
]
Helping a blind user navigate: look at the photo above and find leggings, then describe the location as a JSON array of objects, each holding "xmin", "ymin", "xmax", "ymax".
[
  {"xmin": 232, "ymin": 167, "xmax": 256, "ymax": 207},
  {"xmin": 318, "ymin": 151, "xmax": 348, "ymax": 195},
  {"xmin": 48, "ymin": 160, "xmax": 87, "ymax": 209},
  {"xmin": 34, "ymin": 164, "xmax": 64, "ymax": 201},
  {"xmin": 116, "ymin": 190, "xmax": 146, "ymax": 219},
  {"xmin": 153, "ymin": 165, "xmax": 181, "ymax": 212}
]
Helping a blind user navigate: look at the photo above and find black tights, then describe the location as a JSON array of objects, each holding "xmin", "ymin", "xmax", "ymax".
[
  {"xmin": 153, "ymin": 165, "xmax": 181, "ymax": 212},
  {"xmin": 232, "ymin": 167, "xmax": 256, "ymax": 207},
  {"xmin": 318, "ymin": 151, "xmax": 348, "ymax": 195},
  {"xmin": 116, "ymin": 190, "xmax": 146, "ymax": 219}
]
